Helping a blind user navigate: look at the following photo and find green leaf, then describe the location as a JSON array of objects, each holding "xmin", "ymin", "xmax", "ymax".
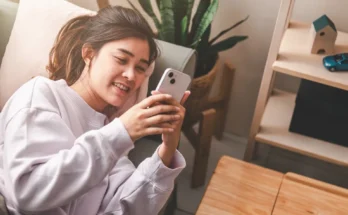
[
  {"xmin": 181, "ymin": 16, "xmax": 188, "ymax": 45},
  {"xmin": 174, "ymin": 0, "xmax": 194, "ymax": 45},
  {"xmin": 185, "ymin": 0, "xmax": 194, "ymax": 40},
  {"xmin": 159, "ymin": 0, "xmax": 175, "ymax": 43},
  {"xmin": 210, "ymin": 36, "xmax": 248, "ymax": 53},
  {"xmin": 189, "ymin": 0, "xmax": 210, "ymax": 44},
  {"xmin": 191, "ymin": 0, "xmax": 219, "ymax": 48},
  {"xmin": 195, "ymin": 24, "xmax": 211, "ymax": 51},
  {"xmin": 173, "ymin": 0, "xmax": 188, "ymax": 25},
  {"xmin": 173, "ymin": 0, "xmax": 188, "ymax": 44},
  {"xmin": 138, "ymin": 0, "xmax": 161, "ymax": 32},
  {"xmin": 209, "ymin": 15, "xmax": 249, "ymax": 45},
  {"xmin": 195, "ymin": 25, "xmax": 215, "ymax": 78}
]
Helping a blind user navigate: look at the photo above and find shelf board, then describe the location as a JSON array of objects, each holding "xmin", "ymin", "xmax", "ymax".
[
  {"xmin": 255, "ymin": 90, "xmax": 348, "ymax": 166},
  {"xmin": 273, "ymin": 21, "xmax": 348, "ymax": 91}
]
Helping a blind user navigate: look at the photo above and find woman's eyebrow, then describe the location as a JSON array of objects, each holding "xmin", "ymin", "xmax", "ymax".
[{"xmin": 117, "ymin": 48, "xmax": 150, "ymax": 65}]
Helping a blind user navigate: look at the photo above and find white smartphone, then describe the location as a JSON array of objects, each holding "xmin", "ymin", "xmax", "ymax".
[{"xmin": 155, "ymin": 68, "xmax": 192, "ymax": 102}]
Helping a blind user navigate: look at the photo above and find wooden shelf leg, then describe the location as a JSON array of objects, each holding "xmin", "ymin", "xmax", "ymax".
[
  {"xmin": 244, "ymin": 0, "xmax": 295, "ymax": 161},
  {"xmin": 191, "ymin": 109, "xmax": 216, "ymax": 188}
]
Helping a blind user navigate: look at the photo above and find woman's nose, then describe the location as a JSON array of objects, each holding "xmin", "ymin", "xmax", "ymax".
[{"xmin": 122, "ymin": 68, "xmax": 135, "ymax": 81}]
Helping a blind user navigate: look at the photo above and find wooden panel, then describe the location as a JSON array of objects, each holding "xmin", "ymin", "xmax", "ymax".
[
  {"xmin": 273, "ymin": 173, "xmax": 348, "ymax": 215},
  {"xmin": 255, "ymin": 89, "xmax": 348, "ymax": 166},
  {"xmin": 196, "ymin": 156, "xmax": 283, "ymax": 215},
  {"xmin": 273, "ymin": 21, "xmax": 348, "ymax": 91}
]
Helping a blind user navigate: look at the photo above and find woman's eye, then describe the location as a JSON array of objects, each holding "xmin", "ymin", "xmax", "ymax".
[
  {"xmin": 115, "ymin": 57, "xmax": 127, "ymax": 64},
  {"xmin": 136, "ymin": 66, "xmax": 146, "ymax": 73}
]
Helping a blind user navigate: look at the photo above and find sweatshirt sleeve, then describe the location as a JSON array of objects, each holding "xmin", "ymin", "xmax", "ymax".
[
  {"xmin": 3, "ymin": 107, "xmax": 134, "ymax": 212},
  {"xmin": 99, "ymin": 145, "xmax": 186, "ymax": 214}
]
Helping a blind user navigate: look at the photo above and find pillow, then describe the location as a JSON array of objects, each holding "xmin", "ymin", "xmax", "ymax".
[{"xmin": 0, "ymin": 0, "xmax": 95, "ymax": 109}]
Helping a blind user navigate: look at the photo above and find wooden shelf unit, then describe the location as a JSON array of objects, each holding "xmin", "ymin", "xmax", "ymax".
[
  {"xmin": 273, "ymin": 21, "xmax": 348, "ymax": 91},
  {"xmin": 256, "ymin": 90, "xmax": 348, "ymax": 166},
  {"xmin": 244, "ymin": 0, "xmax": 348, "ymax": 166}
]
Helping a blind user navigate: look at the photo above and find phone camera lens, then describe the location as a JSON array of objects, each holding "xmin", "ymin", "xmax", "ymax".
[
  {"xmin": 170, "ymin": 79, "xmax": 176, "ymax": 84},
  {"xmin": 168, "ymin": 72, "xmax": 174, "ymax": 78}
]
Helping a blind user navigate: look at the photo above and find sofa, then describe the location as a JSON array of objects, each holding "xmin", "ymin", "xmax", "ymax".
[{"xmin": 0, "ymin": 0, "xmax": 196, "ymax": 214}]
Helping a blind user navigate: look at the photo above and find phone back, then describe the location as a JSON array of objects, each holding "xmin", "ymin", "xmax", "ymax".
[{"xmin": 155, "ymin": 68, "xmax": 191, "ymax": 102}]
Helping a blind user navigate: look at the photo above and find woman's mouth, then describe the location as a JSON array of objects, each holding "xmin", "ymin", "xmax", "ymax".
[{"xmin": 112, "ymin": 82, "xmax": 130, "ymax": 93}]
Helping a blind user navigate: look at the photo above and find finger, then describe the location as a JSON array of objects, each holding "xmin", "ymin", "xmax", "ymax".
[
  {"xmin": 143, "ymin": 104, "xmax": 180, "ymax": 117},
  {"xmin": 150, "ymin": 91, "xmax": 165, "ymax": 107},
  {"xmin": 159, "ymin": 95, "xmax": 181, "ymax": 107},
  {"xmin": 139, "ymin": 94, "xmax": 173, "ymax": 109},
  {"xmin": 152, "ymin": 90, "xmax": 186, "ymax": 107},
  {"xmin": 180, "ymin": 91, "xmax": 191, "ymax": 105},
  {"xmin": 149, "ymin": 101, "xmax": 161, "ymax": 108},
  {"xmin": 145, "ymin": 114, "xmax": 180, "ymax": 127},
  {"xmin": 155, "ymin": 122, "xmax": 175, "ymax": 129},
  {"xmin": 151, "ymin": 90, "xmax": 160, "ymax": 95},
  {"xmin": 149, "ymin": 91, "xmax": 161, "ymax": 108},
  {"xmin": 144, "ymin": 127, "xmax": 174, "ymax": 136}
]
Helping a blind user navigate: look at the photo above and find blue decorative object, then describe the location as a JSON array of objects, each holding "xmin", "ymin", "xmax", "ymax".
[
  {"xmin": 313, "ymin": 14, "xmax": 337, "ymax": 33},
  {"xmin": 323, "ymin": 53, "xmax": 348, "ymax": 72}
]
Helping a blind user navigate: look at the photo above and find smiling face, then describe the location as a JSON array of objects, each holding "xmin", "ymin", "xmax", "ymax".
[{"xmin": 77, "ymin": 37, "xmax": 151, "ymax": 111}]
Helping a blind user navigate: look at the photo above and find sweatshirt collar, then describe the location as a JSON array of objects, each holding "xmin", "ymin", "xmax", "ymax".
[{"xmin": 56, "ymin": 79, "xmax": 107, "ymax": 128}]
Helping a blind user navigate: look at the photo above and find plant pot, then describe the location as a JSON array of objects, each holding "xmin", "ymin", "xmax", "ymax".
[{"xmin": 184, "ymin": 57, "xmax": 220, "ymax": 127}]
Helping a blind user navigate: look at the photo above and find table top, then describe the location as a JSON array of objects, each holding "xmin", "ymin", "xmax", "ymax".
[
  {"xmin": 196, "ymin": 156, "xmax": 284, "ymax": 215},
  {"xmin": 273, "ymin": 173, "xmax": 348, "ymax": 215},
  {"xmin": 196, "ymin": 156, "xmax": 348, "ymax": 215}
]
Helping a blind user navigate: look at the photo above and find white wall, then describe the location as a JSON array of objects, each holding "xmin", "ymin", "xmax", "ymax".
[{"xmin": 69, "ymin": 0, "xmax": 348, "ymax": 138}]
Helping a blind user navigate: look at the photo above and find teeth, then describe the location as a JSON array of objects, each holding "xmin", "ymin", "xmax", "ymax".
[{"xmin": 113, "ymin": 83, "xmax": 130, "ymax": 92}]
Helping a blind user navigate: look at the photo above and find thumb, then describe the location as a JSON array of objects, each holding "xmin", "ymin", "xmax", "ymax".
[
  {"xmin": 180, "ymin": 91, "xmax": 191, "ymax": 105},
  {"xmin": 151, "ymin": 90, "xmax": 161, "ymax": 95}
]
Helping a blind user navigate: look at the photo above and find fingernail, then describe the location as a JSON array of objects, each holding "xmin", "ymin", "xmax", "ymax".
[
  {"xmin": 176, "ymin": 107, "xmax": 180, "ymax": 110},
  {"xmin": 166, "ymin": 94, "xmax": 172, "ymax": 98}
]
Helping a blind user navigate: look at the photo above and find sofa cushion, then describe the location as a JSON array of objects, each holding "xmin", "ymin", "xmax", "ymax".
[
  {"xmin": 0, "ymin": 0, "xmax": 95, "ymax": 109},
  {"xmin": 0, "ymin": 0, "xmax": 18, "ymax": 64}
]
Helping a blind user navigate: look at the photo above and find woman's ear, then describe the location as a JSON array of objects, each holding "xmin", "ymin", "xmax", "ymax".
[{"xmin": 82, "ymin": 44, "xmax": 94, "ymax": 66}]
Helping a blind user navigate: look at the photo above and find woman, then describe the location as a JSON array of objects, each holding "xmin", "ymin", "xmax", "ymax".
[{"xmin": 0, "ymin": 6, "xmax": 189, "ymax": 215}]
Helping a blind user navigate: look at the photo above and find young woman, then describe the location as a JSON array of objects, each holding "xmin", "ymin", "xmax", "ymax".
[{"xmin": 0, "ymin": 6, "xmax": 189, "ymax": 215}]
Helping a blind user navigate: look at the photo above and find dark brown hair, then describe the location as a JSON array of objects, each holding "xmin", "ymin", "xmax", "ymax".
[{"xmin": 47, "ymin": 6, "xmax": 159, "ymax": 86}]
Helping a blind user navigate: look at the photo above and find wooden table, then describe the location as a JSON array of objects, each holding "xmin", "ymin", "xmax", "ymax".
[
  {"xmin": 273, "ymin": 173, "xmax": 348, "ymax": 215},
  {"xmin": 196, "ymin": 156, "xmax": 348, "ymax": 215},
  {"xmin": 196, "ymin": 156, "xmax": 284, "ymax": 214}
]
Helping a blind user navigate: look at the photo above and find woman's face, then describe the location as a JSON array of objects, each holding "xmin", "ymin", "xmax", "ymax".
[{"xmin": 87, "ymin": 37, "xmax": 150, "ymax": 110}]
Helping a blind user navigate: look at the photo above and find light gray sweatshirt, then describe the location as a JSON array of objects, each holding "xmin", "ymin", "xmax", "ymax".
[{"xmin": 0, "ymin": 77, "xmax": 186, "ymax": 215}]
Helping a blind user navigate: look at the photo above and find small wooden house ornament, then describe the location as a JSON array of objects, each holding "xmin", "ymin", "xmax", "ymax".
[{"xmin": 309, "ymin": 15, "xmax": 337, "ymax": 55}]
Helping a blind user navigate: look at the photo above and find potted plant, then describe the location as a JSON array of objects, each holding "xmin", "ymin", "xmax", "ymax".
[{"xmin": 127, "ymin": 0, "xmax": 248, "ymax": 78}]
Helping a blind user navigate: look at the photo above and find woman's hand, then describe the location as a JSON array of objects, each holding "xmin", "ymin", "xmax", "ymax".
[
  {"xmin": 119, "ymin": 94, "xmax": 180, "ymax": 142},
  {"xmin": 151, "ymin": 91, "xmax": 191, "ymax": 167}
]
